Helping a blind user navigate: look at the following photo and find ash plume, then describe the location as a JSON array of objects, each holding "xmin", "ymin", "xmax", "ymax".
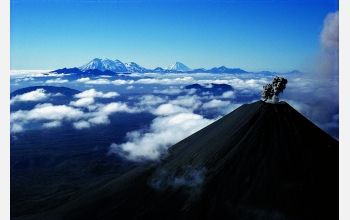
[{"xmin": 261, "ymin": 76, "xmax": 288, "ymax": 103}]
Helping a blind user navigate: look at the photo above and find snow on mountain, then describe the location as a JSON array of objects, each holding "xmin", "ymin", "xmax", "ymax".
[
  {"xmin": 125, "ymin": 62, "xmax": 149, "ymax": 73},
  {"xmin": 79, "ymin": 58, "xmax": 128, "ymax": 72},
  {"xmin": 166, "ymin": 62, "xmax": 191, "ymax": 71},
  {"xmin": 76, "ymin": 58, "xmax": 299, "ymax": 74}
]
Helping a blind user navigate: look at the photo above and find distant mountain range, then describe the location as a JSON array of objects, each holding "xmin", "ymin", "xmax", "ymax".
[
  {"xmin": 49, "ymin": 58, "xmax": 277, "ymax": 75},
  {"xmin": 49, "ymin": 58, "xmax": 303, "ymax": 75}
]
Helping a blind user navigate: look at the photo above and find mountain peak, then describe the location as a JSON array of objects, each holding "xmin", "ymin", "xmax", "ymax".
[
  {"xmin": 124, "ymin": 62, "xmax": 149, "ymax": 73},
  {"xmin": 166, "ymin": 62, "xmax": 191, "ymax": 71},
  {"xmin": 74, "ymin": 58, "xmax": 251, "ymax": 74},
  {"xmin": 45, "ymin": 100, "xmax": 338, "ymax": 219},
  {"xmin": 79, "ymin": 58, "xmax": 127, "ymax": 72}
]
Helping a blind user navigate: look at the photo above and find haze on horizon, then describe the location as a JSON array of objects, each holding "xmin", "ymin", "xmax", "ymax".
[{"xmin": 10, "ymin": 0, "xmax": 338, "ymax": 73}]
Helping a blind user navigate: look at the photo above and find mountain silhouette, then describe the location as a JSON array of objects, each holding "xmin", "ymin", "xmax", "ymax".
[
  {"xmin": 10, "ymin": 86, "xmax": 80, "ymax": 98},
  {"xmin": 34, "ymin": 100, "xmax": 338, "ymax": 220}
]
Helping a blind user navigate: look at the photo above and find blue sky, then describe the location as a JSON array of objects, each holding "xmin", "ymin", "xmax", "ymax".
[{"xmin": 10, "ymin": 0, "xmax": 338, "ymax": 72}]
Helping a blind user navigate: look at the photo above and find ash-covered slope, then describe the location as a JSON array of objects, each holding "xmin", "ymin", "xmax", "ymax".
[{"xmin": 35, "ymin": 101, "xmax": 338, "ymax": 220}]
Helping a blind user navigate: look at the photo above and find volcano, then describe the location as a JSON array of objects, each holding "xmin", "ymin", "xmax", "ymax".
[{"xmin": 33, "ymin": 100, "xmax": 338, "ymax": 220}]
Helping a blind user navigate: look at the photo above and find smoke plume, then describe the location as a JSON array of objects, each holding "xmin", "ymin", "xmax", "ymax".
[
  {"xmin": 261, "ymin": 76, "xmax": 288, "ymax": 103},
  {"xmin": 317, "ymin": 10, "xmax": 339, "ymax": 78}
]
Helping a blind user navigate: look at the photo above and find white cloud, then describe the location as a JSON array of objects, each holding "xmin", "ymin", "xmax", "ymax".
[
  {"xmin": 154, "ymin": 87, "xmax": 183, "ymax": 95},
  {"xmin": 136, "ymin": 95, "xmax": 168, "ymax": 106},
  {"xmin": 73, "ymin": 120, "xmax": 91, "ymax": 129},
  {"xmin": 88, "ymin": 115, "xmax": 110, "ymax": 125},
  {"xmin": 98, "ymin": 102, "xmax": 138, "ymax": 114},
  {"xmin": 102, "ymin": 91, "xmax": 120, "ymax": 98},
  {"xmin": 69, "ymin": 97, "xmax": 95, "ymax": 107},
  {"xmin": 136, "ymin": 78, "xmax": 172, "ymax": 84},
  {"xmin": 201, "ymin": 91, "xmax": 212, "ymax": 96},
  {"xmin": 99, "ymin": 75, "xmax": 113, "ymax": 78},
  {"xmin": 203, "ymin": 84, "xmax": 213, "ymax": 89},
  {"xmin": 10, "ymin": 103, "xmax": 85, "ymax": 122},
  {"xmin": 202, "ymin": 99, "xmax": 231, "ymax": 109},
  {"xmin": 186, "ymin": 88, "xmax": 197, "ymax": 95},
  {"xmin": 10, "ymin": 123, "xmax": 24, "ymax": 133},
  {"xmin": 152, "ymin": 103, "xmax": 192, "ymax": 116},
  {"xmin": 74, "ymin": 89, "xmax": 119, "ymax": 98},
  {"xmin": 10, "ymin": 88, "xmax": 48, "ymax": 104},
  {"xmin": 109, "ymin": 112, "xmax": 215, "ymax": 161},
  {"xmin": 45, "ymin": 78, "xmax": 69, "ymax": 84},
  {"xmin": 169, "ymin": 95, "xmax": 202, "ymax": 109},
  {"xmin": 111, "ymin": 79, "xmax": 134, "ymax": 85},
  {"xmin": 221, "ymin": 90, "xmax": 235, "ymax": 98},
  {"xmin": 77, "ymin": 77, "xmax": 91, "ymax": 82},
  {"xmin": 43, "ymin": 121, "xmax": 62, "ymax": 128},
  {"xmin": 136, "ymin": 76, "xmax": 195, "ymax": 85},
  {"xmin": 84, "ymin": 78, "xmax": 111, "ymax": 84},
  {"xmin": 52, "ymin": 93, "xmax": 64, "ymax": 97},
  {"xmin": 10, "ymin": 93, "xmax": 142, "ymax": 132}
]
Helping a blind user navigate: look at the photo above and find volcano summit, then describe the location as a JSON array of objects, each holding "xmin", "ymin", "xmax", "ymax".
[{"xmin": 33, "ymin": 100, "xmax": 338, "ymax": 220}]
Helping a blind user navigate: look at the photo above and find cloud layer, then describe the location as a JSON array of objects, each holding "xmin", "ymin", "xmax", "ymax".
[
  {"xmin": 11, "ymin": 89, "xmax": 135, "ymax": 132},
  {"xmin": 11, "ymin": 13, "xmax": 340, "ymax": 162}
]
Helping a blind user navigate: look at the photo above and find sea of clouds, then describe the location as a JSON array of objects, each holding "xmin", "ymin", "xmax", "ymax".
[
  {"xmin": 10, "ymin": 68, "xmax": 339, "ymax": 162},
  {"xmin": 10, "ymin": 11, "xmax": 339, "ymax": 162}
]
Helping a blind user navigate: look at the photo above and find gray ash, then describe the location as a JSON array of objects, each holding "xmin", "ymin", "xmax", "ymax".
[{"xmin": 261, "ymin": 76, "xmax": 288, "ymax": 103}]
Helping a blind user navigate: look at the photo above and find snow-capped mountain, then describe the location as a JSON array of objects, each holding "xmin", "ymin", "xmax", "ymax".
[
  {"xmin": 71, "ymin": 58, "xmax": 301, "ymax": 75},
  {"xmin": 79, "ymin": 58, "xmax": 128, "ymax": 72},
  {"xmin": 166, "ymin": 62, "xmax": 191, "ymax": 71},
  {"xmin": 124, "ymin": 62, "xmax": 149, "ymax": 73}
]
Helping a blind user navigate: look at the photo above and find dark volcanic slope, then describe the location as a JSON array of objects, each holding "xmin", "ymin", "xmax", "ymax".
[{"xmin": 32, "ymin": 101, "xmax": 338, "ymax": 220}]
